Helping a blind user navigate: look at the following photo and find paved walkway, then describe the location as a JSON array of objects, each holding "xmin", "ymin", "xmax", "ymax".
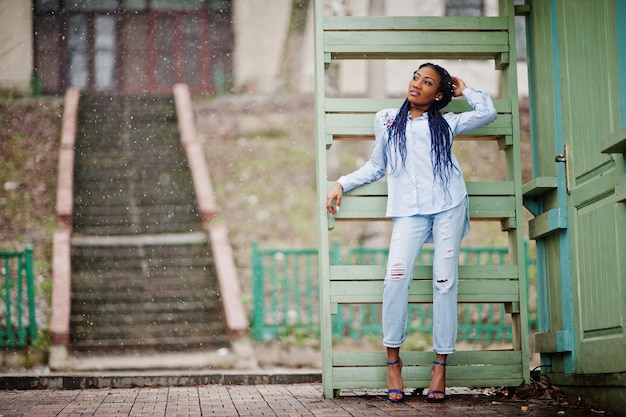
[{"xmin": 0, "ymin": 382, "xmax": 608, "ymax": 417}]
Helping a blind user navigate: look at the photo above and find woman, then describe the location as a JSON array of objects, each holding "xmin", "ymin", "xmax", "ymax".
[{"xmin": 325, "ymin": 63, "xmax": 497, "ymax": 403}]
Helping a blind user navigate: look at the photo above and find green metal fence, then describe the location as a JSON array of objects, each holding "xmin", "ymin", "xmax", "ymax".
[
  {"xmin": 0, "ymin": 244, "xmax": 38, "ymax": 348},
  {"xmin": 252, "ymin": 241, "xmax": 536, "ymax": 343}
]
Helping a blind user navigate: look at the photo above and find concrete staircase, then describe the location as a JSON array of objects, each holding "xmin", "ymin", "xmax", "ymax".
[{"xmin": 69, "ymin": 95, "xmax": 230, "ymax": 355}]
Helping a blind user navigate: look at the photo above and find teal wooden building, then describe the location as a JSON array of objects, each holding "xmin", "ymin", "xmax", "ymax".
[
  {"xmin": 314, "ymin": 0, "xmax": 626, "ymax": 412},
  {"xmin": 523, "ymin": 0, "xmax": 626, "ymax": 412}
]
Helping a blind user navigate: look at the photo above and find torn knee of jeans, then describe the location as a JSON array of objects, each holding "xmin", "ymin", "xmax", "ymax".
[
  {"xmin": 435, "ymin": 274, "xmax": 452, "ymax": 293},
  {"xmin": 444, "ymin": 247, "xmax": 454, "ymax": 258},
  {"xmin": 389, "ymin": 262, "xmax": 406, "ymax": 280}
]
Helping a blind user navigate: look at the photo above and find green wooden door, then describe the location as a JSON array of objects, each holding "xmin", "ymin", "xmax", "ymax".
[{"xmin": 525, "ymin": 0, "xmax": 626, "ymax": 376}]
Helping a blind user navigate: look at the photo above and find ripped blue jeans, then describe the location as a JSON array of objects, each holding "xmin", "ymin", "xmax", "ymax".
[{"xmin": 382, "ymin": 197, "xmax": 468, "ymax": 354}]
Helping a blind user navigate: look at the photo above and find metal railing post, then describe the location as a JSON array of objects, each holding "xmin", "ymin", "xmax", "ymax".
[{"xmin": 25, "ymin": 244, "xmax": 37, "ymax": 344}]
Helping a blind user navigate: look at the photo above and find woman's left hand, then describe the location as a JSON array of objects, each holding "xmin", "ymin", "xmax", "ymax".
[{"xmin": 451, "ymin": 76, "xmax": 467, "ymax": 97}]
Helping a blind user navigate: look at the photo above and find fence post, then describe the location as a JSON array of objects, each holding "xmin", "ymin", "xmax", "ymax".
[
  {"xmin": 251, "ymin": 242, "xmax": 265, "ymax": 341},
  {"xmin": 25, "ymin": 244, "xmax": 37, "ymax": 343},
  {"xmin": 329, "ymin": 240, "xmax": 343, "ymax": 337},
  {"xmin": 3, "ymin": 255, "xmax": 15, "ymax": 346},
  {"xmin": 16, "ymin": 250, "xmax": 25, "ymax": 346}
]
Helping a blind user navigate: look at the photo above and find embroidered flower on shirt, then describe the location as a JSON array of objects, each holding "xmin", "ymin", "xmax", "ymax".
[{"xmin": 381, "ymin": 109, "xmax": 396, "ymax": 127}]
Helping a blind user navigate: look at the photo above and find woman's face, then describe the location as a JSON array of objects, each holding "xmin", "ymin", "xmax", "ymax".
[{"xmin": 407, "ymin": 66, "xmax": 444, "ymax": 110}]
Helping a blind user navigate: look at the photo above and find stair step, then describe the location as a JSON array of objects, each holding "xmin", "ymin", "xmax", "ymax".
[
  {"xmin": 72, "ymin": 225, "xmax": 201, "ymax": 236},
  {"xmin": 71, "ymin": 298, "xmax": 216, "ymax": 310},
  {"xmin": 69, "ymin": 94, "xmax": 228, "ymax": 355},
  {"xmin": 69, "ymin": 320, "xmax": 225, "ymax": 334},
  {"xmin": 68, "ymin": 335, "xmax": 230, "ymax": 354}
]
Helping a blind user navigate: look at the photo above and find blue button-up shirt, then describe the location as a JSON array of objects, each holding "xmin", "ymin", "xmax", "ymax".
[{"xmin": 337, "ymin": 87, "xmax": 497, "ymax": 220}]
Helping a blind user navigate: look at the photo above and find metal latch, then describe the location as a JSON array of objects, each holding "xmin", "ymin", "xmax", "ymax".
[{"xmin": 555, "ymin": 145, "xmax": 570, "ymax": 195}]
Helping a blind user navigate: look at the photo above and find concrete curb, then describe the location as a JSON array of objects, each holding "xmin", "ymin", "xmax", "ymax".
[{"xmin": 0, "ymin": 369, "xmax": 322, "ymax": 390}]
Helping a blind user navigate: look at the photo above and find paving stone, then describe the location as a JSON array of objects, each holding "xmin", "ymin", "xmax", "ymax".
[{"xmin": 0, "ymin": 383, "xmax": 610, "ymax": 417}]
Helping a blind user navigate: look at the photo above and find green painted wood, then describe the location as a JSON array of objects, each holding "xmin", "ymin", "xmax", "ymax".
[
  {"xmin": 522, "ymin": 176, "xmax": 558, "ymax": 198},
  {"xmin": 325, "ymin": 113, "xmax": 512, "ymax": 138},
  {"xmin": 332, "ymin": 195, "xmax": 516, "ymax": 221},
  {"xmin": 568, "ymin": 172, "xmax": 617, "ymax": 207},
  {"xmin": 314, "ymin": 0, "xmax": 335, "ymax": 396},
  {"xmin": 534, "ymin": 329, "xmax": 573, "ymax": 353},
  {"xmin": 324, "ymin": 98, "xmax": 514, "ymax": 147},
  {"xmin": 315, "ymin": 0, "xmax": 530, "ymax": 398},
  {"xmin": 331, "ymin": 351, "xmax": 524, "ymax": 389},
  {"xmin": 327, "ymin": 181, "xmax": 516, "ymax": 196},
  {"xmin": 528, "ymin": 207, "xmax": 567, "ymax": 240},
  {"xmin": 333, "ymin": 350, "xmax": 522, "ymax": 366},
  {"xmin": 324, "ymin": 97, "xmax": 513, "ymax": 113},
  {"xmin": 332, "ymin": 367, "xmax": 522, "ymax": 389},
  {"xmin": 329, "ymin": 281, "xmax": 520, "ymax": 303},
  {"xmin": 599, "ymin": 126, "xmax": 626, "ymax": 154},
  {"xmin": 322, "ymin": 16, "xmax": 511, "ymax": 62},
  {"xmin": 557, "ymin": 0, "xmax": 622, "ymax": 372},
  {"xmin": 329, "ymin": 265, "xmax": 519, "ymax": 281},
  {"xmin": 528, "ymin": 0, "xmax": 626, "ymax": 379},
  {"xmin": 615, "ymin": 176, "xmax": 626, "ymax": 203},
  {"xmin": 323, "ymin": 33, "xmax": 509, "ymax": 61},
  {"xmin": 323, "ymin": 16, "xmax": 509, "ymax": 31}
]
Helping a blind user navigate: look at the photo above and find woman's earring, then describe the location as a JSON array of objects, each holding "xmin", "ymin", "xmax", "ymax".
[{"xmin": 435, "ymin": 98, "xmax": 440, "ymax": 101}]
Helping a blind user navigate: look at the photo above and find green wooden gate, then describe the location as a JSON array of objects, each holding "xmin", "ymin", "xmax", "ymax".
[{"xmin": 314, "ymin": 0, "xmax": 531, "ymax": 398}]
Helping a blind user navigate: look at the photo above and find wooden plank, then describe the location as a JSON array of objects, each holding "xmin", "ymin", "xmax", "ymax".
[
  {"xmin": 331, "ymin": 367, "xmax": 522, "ymax": 389},
  {"xmin": 333, "ymin": 350, "xmax": 522, "ymax": 366},
  {"xmin": 325, "ymin": 113, "xmax": 512, "ymax": 137},
  {"xmin": 330, "ymin": 350, "xmax": 524, "ymax": 389},
  {"xmin": 324, "ymin": 31, "xmax": 509, "ymax": 49},
  {"xmin": 469, "ymin": 195, "xmax": 517, "ymax": 219},
  {"xmin": 323, "ymin": 16, "xmax": 509, "ymax": 31},
  {"xmin": 324, "ymin": 97, "xmax": 512, "ymax": 113},
  {"xmin": 522, "ymin": 176, "xmax": 558, "ymax": 198},
  {"xmin": 323, "ymin": 31, "xmax": 509, "ymax": 61},
  {"xmin": 327, "ymin": 181, "xmax": 515, "ymax": 196},
  {"xmin": 466, "ymin": 181, "xmax": 515, "ymax": 196},
  {"xmin": 332, "ymin": 365, "xmax": 523, "ymax": 382},
  {"xmin": 329, "ymin": 280, "xmax": 520, "ymax": 303},
  {"xmin": 528, "ymin": 207, "xmax": 567, "ymax": 240},
  {"xmin": 534, "ymin": 330, "xmax": 573, "ymax": 353},
  {"xmin": 329, "ymin": 265, "xmax": 520, "ymax": 281},
  {"xmin": 332, "ymin": 195, "xmax": 516, "ymax": 221},
  {"xmin": 331, "ymin": 196, "xmax": 386, "ymax": 220}
]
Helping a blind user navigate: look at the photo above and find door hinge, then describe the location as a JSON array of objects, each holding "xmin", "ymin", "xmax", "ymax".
[{"xmin": 555, "ymin": 144, "xmax": 571, "ymax": 195}]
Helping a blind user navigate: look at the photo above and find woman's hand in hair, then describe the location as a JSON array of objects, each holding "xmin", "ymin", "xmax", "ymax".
[{"xmin": 451, "ymin": 76, "xmax": 467, "ymax": 97}]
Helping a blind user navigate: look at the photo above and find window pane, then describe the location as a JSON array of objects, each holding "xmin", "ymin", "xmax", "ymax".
[
  {"xmin": 124, "ymin": 0, "xmax": 147, "ymax": 10},
  {"xmin": 34, "ymin": 0, "xmax": 60, "ymax": 13},
  {"xmin": 181, "ymin": 16, "xmax": 203, "ymax": 87},
  {"xmin": 34, "ymin": 15, "xmax": 63, "ymax": 92},
  {"xmin": 445, "ymin": 0, "xmax": 484, "ymax": 16},
  {"xmin": 155, "ymin": 16, "xmax": 175, "ymax": 87},
  {"xmin": 151, "ymin": 0, "xmax": 203, "ymax": 11},
  {"xmin": 209, "ymin": 0, "xmax": 229, "ymax": 11},
  {"xmin": 94, "ymin": 16, "xmax": 116, "ymax": 89},
  {"xmin": 120, "ymin": 14, "xmax": 149, "ymax": 90},
  {"xmin": 67, "ymin": 15, "xmax": 89, "ymax": 88},
  {"xmin": 65, "ymin": 0, "xmax": 119, "ymax": 11}
]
